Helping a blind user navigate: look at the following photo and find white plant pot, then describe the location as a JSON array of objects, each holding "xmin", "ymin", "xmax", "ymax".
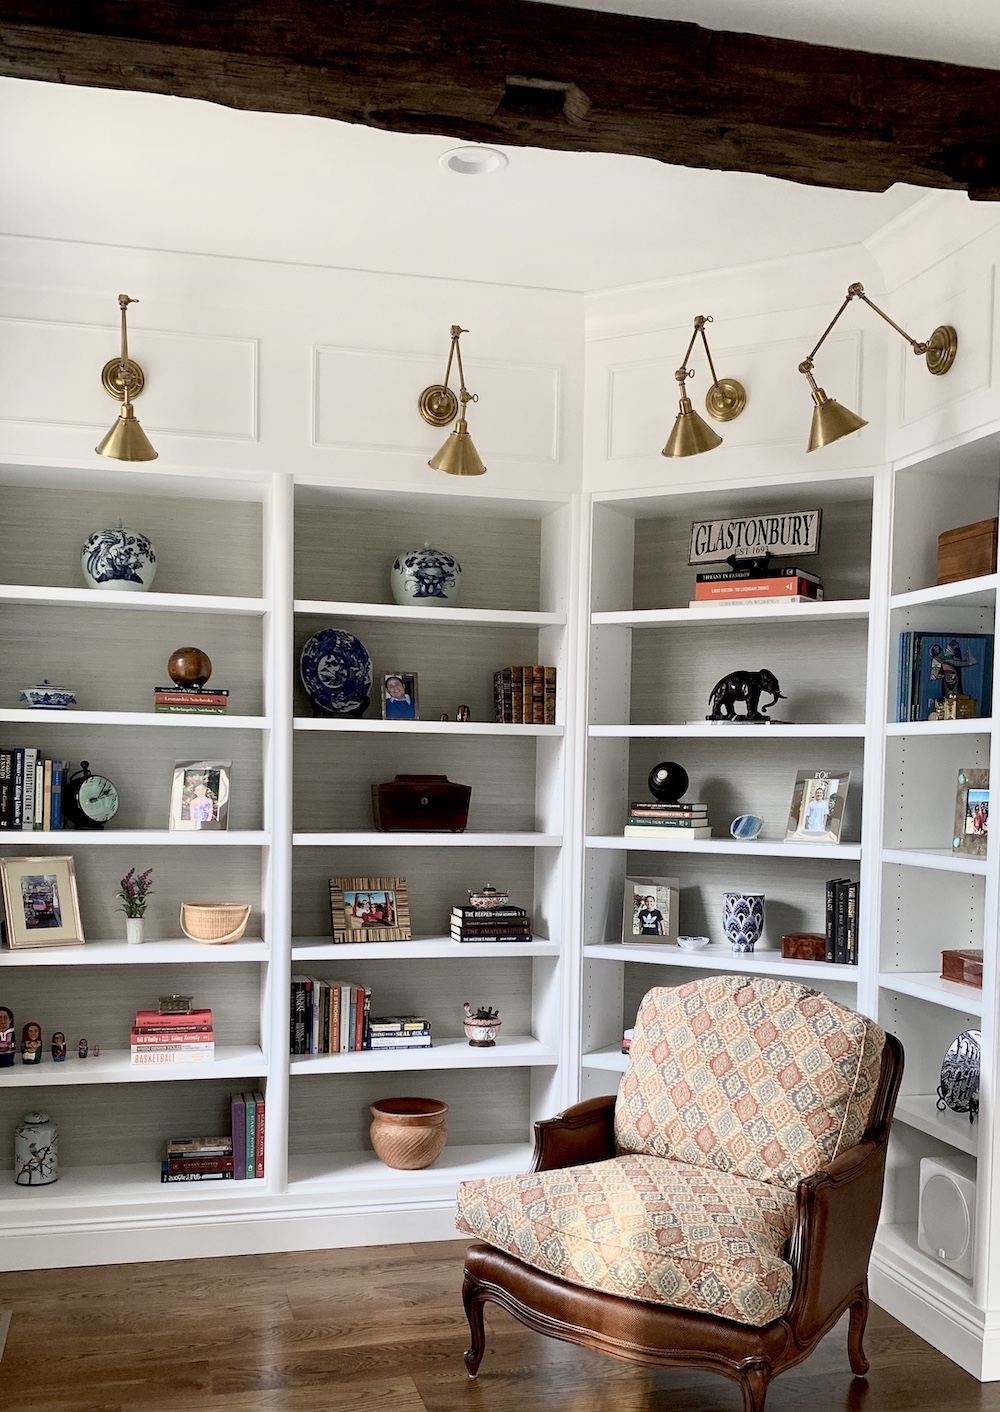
[{"xmin": 126, "ymin": 917, "xmax": 145, "ymax": 945}]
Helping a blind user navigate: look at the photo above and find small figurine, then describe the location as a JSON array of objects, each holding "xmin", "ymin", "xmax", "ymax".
[
  {"xmin": 92, "ymin": 1044, "xmax": 100, "ymax": 1058},
  {"xmin": 463, "ymin": 1002, "xmax": 502, "ymax": 1048},
  {"xmin": 158, "ymin": 994, "xmax": 194, "ymax": 1014},
  {"xmin": 0, "ymin": 1007, "xmax": 14, "ymax": 1068},
  {"xmin": 439, "ymin": 713, "xmax": 450, "ymax": 721},
  {"xmin": 78, "ymin": 1038, "xmax": 88, "ymax": 1059},
  {"xmin": 707, "ymin": 668, "xmax": 785, "ymax": 724},
  {"xmin": 51, "ymin": 1032, "xmax": 67, "ymax": 1062},
  {"xmin": 456, "ymin": 705, "xmax": 471, "ymax": 723},
  {"xmin": 20, "ymin": 1022, "xmax": 42, "ymax": 1064}
]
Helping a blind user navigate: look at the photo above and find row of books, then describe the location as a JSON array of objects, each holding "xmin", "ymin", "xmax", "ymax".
[
  {"xmin": 290, "ymin": 976, "xmax": 371, "ymax": 1054},
  {"xmin": 131, "ymin": 1007, "xmax": 214, "ymax": 1065},
  {"xmin": 160, "ymin": 1107, "xmax": 264, "ymax": 1183},
  {"xmin": 623, "ymin": 801, "xmax": 712, "ymax": 840},
  {"xmin": 825, "ymin": 878, "xmax": 858, "ymax": 965},
  {"xmin": 369, "ymin": 1016, "xmax": 431, "ymax": 1050},
  {"xmin": 451, "ymin": 903, "xmax": 532, "ymax": 943},
  {"xmin": 895, "ymin": 630, "xmax": 993, "ymax": 722},
  {"xmin": 0, "ymin": 751, "xmax": 67, "ymax": 830},
  {"xmin": 492, "ymin": 666, "xmax": 557, "ymax": 724},
  {"xmin": 691, "ymin": 565, "xmax": 823, "ymax": 608},
  {"xmin": 154, "ymin": 685, "xmax": 229, "ymax": 716}
]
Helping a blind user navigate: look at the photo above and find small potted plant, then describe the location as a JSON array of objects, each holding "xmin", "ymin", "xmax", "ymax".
[{"xmin": 117, "ymin": 867, "xmax": 153, "ymax": 945}]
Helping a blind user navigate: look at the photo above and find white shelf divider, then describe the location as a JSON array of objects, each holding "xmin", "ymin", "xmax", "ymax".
[
  {"xmin": 291, "ymin": 936, "xmax": 558, "ymax": 961},
  {"xmin": 882, "ymin": 847, "xmax": 989, "ymax": 876},
  {"xmin": 582, "ymin": 1046, "xmax": 629, "ymax": 1073},
  {"xmin": 289, "ymin": 1035, "xmax": 557, "ymax": 1074},
  {"xmin": 0, "ymin": 831, "xmax": 271, "ymax": 847},
  {"xmin": 592, "ymin": 600, "xmax": 870, "ymax": 627},
  {"xmin": 293, "ymin": 831, "xmax": 562, "ymax": 848},
  {"xmin": 294, "ymin": 718, "xmax": 561, "ymax": 737},
  {"xmin": 588, "ymin": 835, "xmax": 862, "ymax": 860},
  {"xmin": 894, "ymin": 1094, "xmax": 979, "ymax": 1157},
  {"xmin": 287, "ymin": 1142, "xmax": 535, "ymax": 1195},
  {"xmin": 879, "ymin": 972, "xmax": 984, "ymax": 1015},
  {"xmin": 0, "ymin": 1045, "xmax": 267, "ymax": 1086},
  {"xmin": 584, "ymin": 942, "xmax": 858, "ymax": 983},
  {"xmin": 0, "ymin": 709, "xmax": 270, "ymax": 731},
  {"xmin": 589, "ymin": 723, "xmax": 867, "ymax": 739},
  {"xmin": 294, "ymin": 599, "xmax": 564, "ymax": 627},
  {"xmin": 890, "ymin": 575, "xmax": 997, "ymax": 612},
  {"xmin": 0, "ymin": 584, "xmax": 270, "ymax": 616},
  {"xmin": 885, "ymin": 718, "xmax": 993, "ymax": 737},
  {"xmin": 0, "ymin": 938, "xmax": 268, "ymax": 966}
]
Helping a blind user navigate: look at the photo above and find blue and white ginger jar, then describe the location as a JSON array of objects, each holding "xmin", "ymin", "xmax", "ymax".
[
  {"xmin": 81, "ymin": 523, "xmax": 156, "ymax": 592},
  {"xmin": 723, "ymin": 891, "xmax": 765, "ymax": 954},
  {"xmin": 391, "ymin": 545, "xmax": 461, "ymax": 607}
]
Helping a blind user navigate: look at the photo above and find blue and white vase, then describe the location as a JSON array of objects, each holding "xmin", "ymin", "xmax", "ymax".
[
  {"xmin": 390, "ymin": 545, "xmax": 461, "ymax": 607},
  {"xmin": 723, "ymin": 892, "xmax": 765, "ymax": 953},
  {"xmin": 81, "ymin": 523, "xmax": 156, "ymax": 592},
  {"xmin": 14, "ymin": 1111, "xmax": 58, "ymax": 1186}
]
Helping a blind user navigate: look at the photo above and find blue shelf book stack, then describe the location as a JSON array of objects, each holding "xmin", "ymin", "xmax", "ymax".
[{"xmin": 896, "ymin": 631, "xmax": 994, "ymax": 721}]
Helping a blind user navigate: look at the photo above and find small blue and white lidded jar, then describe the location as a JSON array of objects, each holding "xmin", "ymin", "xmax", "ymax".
[
  {"xmin": 14, "ymin": 1110, "xmax": 58, "ymax": 1185},
  {"xmin": 723, "ymin": 892, "xmax": 765, "ymax": 954},
  {"xmin": 81, "ymin": 521, "xmax": 156, "ymax": 592},
  {"xmin": 390, "ymin": 544, "xmax": 461, "ymax": 607}
]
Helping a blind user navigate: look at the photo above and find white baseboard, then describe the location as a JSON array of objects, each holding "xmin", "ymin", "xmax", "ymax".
[{"xmin": 870, "ymin": 1233, "xmax": 993, "ymax": 1380}]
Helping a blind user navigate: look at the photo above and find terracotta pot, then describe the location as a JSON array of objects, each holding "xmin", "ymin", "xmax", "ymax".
[{"xmin": 369, "ymin": 1097, "xmax": 448, "ymax": 1170}]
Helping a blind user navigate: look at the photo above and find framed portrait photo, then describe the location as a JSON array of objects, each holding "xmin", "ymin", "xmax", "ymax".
[
  {"xmin": 622, "ymin": 875, "xmax": 679, "ymax": 945},
  {"xmin": 330, "ymin": 876, "xmax": 412, "ymax": 943},
  {"xmin": 168, "ymin": 760, "xmax": 231, "ymax": 832},
  {"xmin": 0, "ymin": 856, "xmax": 84, "ymax": 950},
  {"xmin": 785, "ymin": 769, "xmax": 851, "ymax": 844},
  {"xmin": 953, "ymin": 767, "xmax": 989, "ymax": 857},
  {"xmin": 381, "ymin": 673, "xmax": 419, "ymax": 721}
]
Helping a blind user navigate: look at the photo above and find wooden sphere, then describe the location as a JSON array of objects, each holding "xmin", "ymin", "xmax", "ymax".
[{"xmin": 168, "ymin": 647, "xmax": 212, "ymax": 687}]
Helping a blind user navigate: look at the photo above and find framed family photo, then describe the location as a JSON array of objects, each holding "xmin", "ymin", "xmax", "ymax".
[
  {"xmin": 785, "ymin": 769, "xmax": 851, "ymax": 844},
  {"xmin": 169, "ymin": 760, "xmax": 231, "ymax": 831},
  {"xmin": 381, "ymin": 673, "xmax": 419, "ymax": 721},
  {"xmin": 622, "ymin": 875, "xmax": 679, "ymax": 945},
  {"xmin": 0, "ymin": 856, "xmax": 85, "ymax": 950},
  {"xmin": 953, "ymin": 767, "xmax": 989, "ymax": 857},
  {"xmin": 330, "ymin": 876, "xmax": 412, "ymax": 942}
]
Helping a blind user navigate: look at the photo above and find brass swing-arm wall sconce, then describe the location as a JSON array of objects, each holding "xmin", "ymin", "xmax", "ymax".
[
  {"xmin": 418, "ymin": 325, "xmax": 486, "ymax": 476},
  {"xmin": 662, "ymin": 315, "xmax": 747, "ymax": 458},
  {"xmin": 799, "ymin": 281, "xmax": 958, "ymax": 453},
  {"xmin": 95, "ymin": 294, "xmax": 157, "ymax": 462}
]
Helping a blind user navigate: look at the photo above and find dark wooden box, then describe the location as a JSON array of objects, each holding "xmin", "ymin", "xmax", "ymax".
[
  {"xmin": 372, "ymin": 774, "xmax": 472, "ymax": 832},
  {"xmin": 781, "ymin": 932, "xmax": 827, "ymax": 962},
  {"xmin": 937, "ymin": 517, "xmax": 998, "ymax": 585},
  {"xmin": 941, "ymin": 948, "xmax": 984, "ymax": 988}
]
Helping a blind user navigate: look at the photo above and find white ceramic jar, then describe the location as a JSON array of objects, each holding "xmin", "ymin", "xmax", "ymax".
[{"xmin": 14, "ymin": 1111, "xmax": 58, "ymax": 1185}]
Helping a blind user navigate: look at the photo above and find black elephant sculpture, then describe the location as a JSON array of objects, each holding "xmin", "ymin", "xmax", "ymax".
[{"xmin": 707, "ymin": 668, "xmax": 785, "ymax": 723}]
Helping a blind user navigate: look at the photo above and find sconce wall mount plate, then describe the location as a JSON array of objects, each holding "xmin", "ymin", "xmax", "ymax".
[
  {"xmin": 95, "ymin": 294, "xmax": 157, "ymax": 463},
  {"xmin": 662, "ymin": 315, "xmax": 747, "ymax": 458},
  {"xmin": 418, "ymin": 384, "xmax": 459, "ymax": 427},
  {"xmin": 100, "ymin": 356, "xmax": 145, "ymax": 401},
  {"xmin": 418, "ymin": 325, "xmax": 486, "ymax": 476}
]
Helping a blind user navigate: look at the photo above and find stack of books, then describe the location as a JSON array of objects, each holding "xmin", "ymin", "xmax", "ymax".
[
  {"xmin": 154, "ymin": 685, "xmax": 229, "ymax": 715},
  {"xmin": 369, "ymin": 1016, "xmax": 432, "ymax": 1050},
  {"xmin": 825, "ymin": 878, "xmax": 858, "ymax": 964},
  {"xmin": 0, "ymin": 752, "xmax": 68, "ymax": 829},
  {"xmin": 131, "ymin": 1007, "xmax": 214, "ymax": 1065},
  {"xmin": 624, "ymin": 801, "xmax": 712, "ymax": 840},
  {"xmin": 290, "ymin": 976, "xmax": 371, "ymax": 1054},
  {"xmin": 492, "ymin": 666, "xmax": 557, "ymax": 724},
  {"xmin": 230, "ymin": 1090, "xmax": 266, "ymax": 1179},
  {"xmin": 451, "ymin": 903, "xmax": 533, "ymax": 943},
  {"xmin": 161, "ymin": 1135, "xmax": 235, "ymax": 1183},
  {"xmin": 691, "ymin": 566, "xmax": 823, "ymax": 607},
  {"xmin": 895, "ymin": 630, "xmax": 994, "ymax": 721}
]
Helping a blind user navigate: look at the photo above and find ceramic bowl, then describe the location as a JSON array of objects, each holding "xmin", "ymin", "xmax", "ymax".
[
  {"xmin": 19, "ymin": 683, "xmax": 77, "ymax": 710},
  {"xmin": 676, "ymin": 934, "xmax": 711, "ymax": 952}
]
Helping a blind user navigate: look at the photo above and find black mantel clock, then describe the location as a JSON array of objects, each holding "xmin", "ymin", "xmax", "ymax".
[{"xmin": 63, "ymin": 761, "xmax": 120, "ymax": 830}]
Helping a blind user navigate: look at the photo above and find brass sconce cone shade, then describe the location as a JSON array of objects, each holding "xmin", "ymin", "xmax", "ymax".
[
  {"xmin": 428, "ymin": 418, "xmax": 486, "ymax": 476},
  {"xmin": 662, "ymin": 396, "xmax": 724, "ymax": 458},
  {"xmin": 95, "ymin": 397, "xmax": 158, "ymax": 462},
  {"xmin": 807, "ymin": 386, "xmax": 868, "ymax": 453}
]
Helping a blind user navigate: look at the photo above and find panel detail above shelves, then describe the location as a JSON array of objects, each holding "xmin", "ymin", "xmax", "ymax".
[
  {"xmin": 890, "ymin": 575, "xmax": 997, "ymax": 612},
  {"xmin": 0, "ymin": 1045, "xmax": 267, "ymax": 1086},
  {"xmin": 291, "ymin": 936, "xmax": 558, "ymax": 961},
  {"xmin": 588, "ymin": 836, "xmax": 862, "ymax": 860},
  {"xmin": 289, "ymin": 1036, "xmax": 557, "ymax": 1074},
  {"xmin": 584, "ymin": 943, "xmax": 858, "ymax": 983},
  {"xmin": 295, "ymin": 719, "xmax": 561, "ymax": 737},
  {"xmin": 894, "ymin": 1094, "xmax": 979, "ymax": 1157},
  {"xmin": 0, "ymin": 584, "xmax": 269, "ymax": 616},
  {"xmin": 294, "ymin": 599, "xmax": 564, "ymax": 627},
  {"xmin": 592, "ymin": 601, "xmax": 870, "ymax": 627},
  {"xmin": 0, "ymin": 938, "xmax": 268, "ymax": 966},
  {"xmin": 293, "ymin": 832, "xmax": 562, "ymax": 848},
  {"xmin": 879, "ymin": 972, "xmax": 984, "ymax": 1016}
]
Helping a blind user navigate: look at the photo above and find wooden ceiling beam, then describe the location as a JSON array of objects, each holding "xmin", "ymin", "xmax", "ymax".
[{"xmin": 2, "ymin": 0, "xmax": 1000, "ymax": 197}]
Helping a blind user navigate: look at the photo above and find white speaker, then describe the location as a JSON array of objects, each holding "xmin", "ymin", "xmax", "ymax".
[{"xmin": 917, "ymin": 1154, "xmax": 977, "ymax": 1278}]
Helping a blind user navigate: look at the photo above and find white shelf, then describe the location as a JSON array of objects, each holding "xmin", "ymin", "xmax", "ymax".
[
  {"xmin": 0, "ymin": 830, "xmax": 270, "ymax": 847},
  {"xmin": 582, "ymin": 1045, "xmax": 629, "ymax": 1073},
  {"xmin": 289, "ymin": 1035, "xmax": 557, "ymax": 1074},
  {"xmin": 891, "ymin": 575, "xmax": 997, "ymax": 612},
  {"xmin": 584, "ymin": 942, "xmax": 857, "ymax": 982},
  {"xmin": 0, "ymin": 709, "xmax": 269, "ymax": 730},
  {"xmin": 873, "ymin": 1223, "xmax": 977, "ymax": 1305},
  {"xmin": 589, "ymin": 722, "xmax": 867, "ymax": 738},
  {"xmin": 291, "ymin": 936, "xmax": 557, "ymax": 960},
  {"xmin": 294, "ymin": 599, "xmax": 564, "ymax": 627},
  {"xmin": 0, "ymin": 1162, "xmax": 267, "ymax": 1211},
  {"xmin": 882, "ymin": 847, "xmax": 989, "ymax": 875},
  {"xmin": 0, "ymin": 937, "xmax": 268, "ymax": 965},
  {"xmin": 294, "ymin": 831, "xmax": 562, "ymax": 848},
  {"xmin": 895, "ymin": 1094, "xmax": 979, "ymax": 1156},
  {"xmin": 0, "ymin": 584, "xmax": 269, "ymax": 616},
  {"xmin": 592, "ymin": 600, "xmax": 870, "ymax": 627},
  {"xmin": 0, "ymin": 1044, "xmax": 267, "ymax": 1086},
  {"xmin": 287, "ymin": 1142, "xmax": 535, "ymax": 1196},
  {"xmin": 886, "ymin": 718, "xmax": 992, "ymax": 736},
  {"xmin": 879, "ymin": 972, "xmax": 984, "ymax": 1015},
  {"xmin": 588, "ymin": 835, "xmax": 862, "ymax": 860},
  {"xmin": 294, "ymin": 718, "xmax": 561, "ymax": 736}
]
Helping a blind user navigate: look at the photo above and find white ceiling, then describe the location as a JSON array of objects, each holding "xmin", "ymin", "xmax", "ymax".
[
  {"xmin": 530, "ymin": 0, "xmax": 1000, "ymax": 70},
  {"xmin": 0, "ymin": 76, "xmax": 933, "ymax": 293}
]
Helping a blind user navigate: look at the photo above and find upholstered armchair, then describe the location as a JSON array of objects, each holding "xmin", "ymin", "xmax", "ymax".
[{"xmin": 457, "ymin": 975, "xmax": 903, "ymax": 1412}]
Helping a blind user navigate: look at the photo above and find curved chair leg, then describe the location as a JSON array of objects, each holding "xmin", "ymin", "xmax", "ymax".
[
  {"xmin": 463, "ymin": 1272, "xmax": 488, "ymax": 1377},
  {"xmin": 848, "ymin": 1289, "xmax": 870, "ymax": 1376},
  {"xmin": 737, "ymin": 1361, "xmax": 771, "ymax": 1412}
]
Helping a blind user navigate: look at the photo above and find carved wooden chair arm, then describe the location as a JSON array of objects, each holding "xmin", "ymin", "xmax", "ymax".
[{"xmin": 531, "ymin": 1094, "xmax": 618, "ymax": 1172}]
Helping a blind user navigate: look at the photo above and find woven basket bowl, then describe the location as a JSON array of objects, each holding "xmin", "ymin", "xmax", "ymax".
[
  {"xmin": 179, "ymin": 902, "xmax": 252, "ymax": 945},
  {"xmin": 369, "ymin": 1097, "xmax": 448, "ymax": 1170}
]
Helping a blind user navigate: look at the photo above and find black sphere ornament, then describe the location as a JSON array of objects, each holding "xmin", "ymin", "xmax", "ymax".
[{"xmin": 647, "ymin": 761, "xmax": 689, "ymax": 803}]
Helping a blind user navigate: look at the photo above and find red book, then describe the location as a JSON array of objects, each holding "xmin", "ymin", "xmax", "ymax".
[
  {"xmin": 693, "ymin": 577, "xmax": 820, "ymax": 601},
  {"xmin": 166, "ymin": 1156, "xmax": 234, "ymax": 1174},
  {"xmin": 134, "ymin": 1009, "xmax": 213, "ymax": 1030},
  {"xmin": 253, "ymin": 1090, "xmax": 265, "ymax": 1179},
  {"xmin": 131, "ymin": 1029, "xmax": 214, "ymax": 1045}
]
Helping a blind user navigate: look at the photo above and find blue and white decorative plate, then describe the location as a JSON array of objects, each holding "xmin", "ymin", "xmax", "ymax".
[{"xmin": 300, "ymin": 629, "xmax": 372, "ymax": 716}]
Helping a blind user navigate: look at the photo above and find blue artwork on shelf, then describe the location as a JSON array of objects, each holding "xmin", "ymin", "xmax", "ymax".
[
  {"xmin": 300, "ymin": 629, "xmax": 373, "ymax": 717},
  {"xmin": 896, "ymin": 630, "xmax": 995, "ymax": 721}
]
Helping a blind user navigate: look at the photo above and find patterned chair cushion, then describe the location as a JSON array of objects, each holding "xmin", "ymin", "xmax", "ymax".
[
  {"xmin": 615, "ymin": 975, "xmax": 886, "ymax": 1190},
  {"xmin": 456, "ymin": 1153, "xmax": 797, "ymax": 1326}
]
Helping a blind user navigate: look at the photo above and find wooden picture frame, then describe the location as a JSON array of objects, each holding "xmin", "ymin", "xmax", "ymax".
[
  {"xmin": 0, "ymin": 855, "xmax": 85, "ymax": 950},
  {"xmin": 953, "ymin": 767, "xmax": 989, "ymax": 857},
  {"xmin": 785, "ymin": 768, "xmax": 850, "ymax": 844},
  {"xmin": 168, "ymin": 760, "xmax": 231, "ymax": 831},
  {"xmin": 329, "ymin": 876, "xmax": 412, "ymax": 942}
]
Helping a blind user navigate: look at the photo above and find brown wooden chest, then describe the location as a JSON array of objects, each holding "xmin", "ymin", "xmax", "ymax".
[
  {"xmin": 941, "ymin": 948, "xmax": 984, "ymax": 988},
  {"xmin": 372, "ymin": 774, "xmax": 472, "ymax": 832},
  {"xmin": 937, "ymin": 517, "xmax": 998, "ymax": 585},
  {"xmin": 781, "ymin": 932, "xmax": 827, "ymax": 962}
]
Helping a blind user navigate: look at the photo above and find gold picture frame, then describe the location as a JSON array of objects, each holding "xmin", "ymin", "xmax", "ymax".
[
  {"xmin": 329, "ymin": 876, "xmax": 411, "ymax": 943},
  {"xmin": 0, "ymin": 855, "xmax": 85, "ymax": 950}
]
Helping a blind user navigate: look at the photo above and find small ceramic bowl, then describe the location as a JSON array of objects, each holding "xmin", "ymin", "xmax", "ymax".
[
  {"xmin": 19, "ymin": 682, "xmax": 77, "ymax": 710},
  {"xmin": 677, "ymin": 935, "xmax": 711, "ymax": 952},
  {"xmin": 730, "ymin": 814, "xmax": 765, "ymax": 841}
]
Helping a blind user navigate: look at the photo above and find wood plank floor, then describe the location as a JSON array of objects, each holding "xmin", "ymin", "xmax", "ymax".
[{"xmin": 0, "ymin": 1239, "xmax": 996, "ymax": 1411}]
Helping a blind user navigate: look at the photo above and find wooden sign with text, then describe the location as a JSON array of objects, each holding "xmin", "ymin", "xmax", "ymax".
[{"xmin": 688, "ymin": 509, "xmax": 822, "ymax": 566}]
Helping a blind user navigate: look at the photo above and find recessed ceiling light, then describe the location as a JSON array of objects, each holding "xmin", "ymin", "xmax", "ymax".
[{"xmin": 440, "ymin": 146, "xmax": 509, "ymax": 176}]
